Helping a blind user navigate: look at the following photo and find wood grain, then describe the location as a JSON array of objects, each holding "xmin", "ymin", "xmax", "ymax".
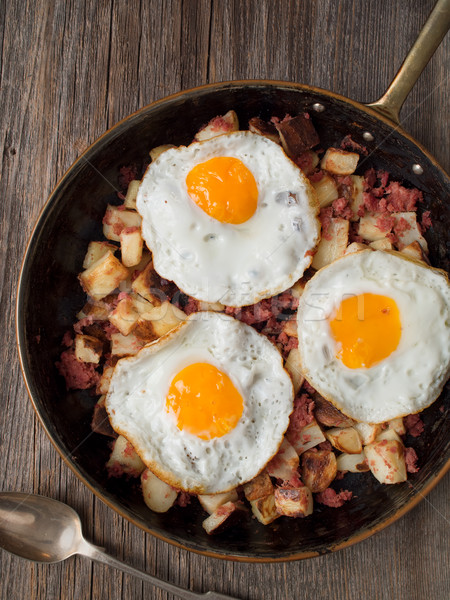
[{"xmin": 0, "ymin": 1, "xmax": 448, "ymax": 599}]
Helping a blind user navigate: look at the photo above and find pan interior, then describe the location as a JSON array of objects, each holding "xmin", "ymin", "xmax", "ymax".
[{"xmin": 17, "ymin": 82, "xmax": 450, "ymax": 559}]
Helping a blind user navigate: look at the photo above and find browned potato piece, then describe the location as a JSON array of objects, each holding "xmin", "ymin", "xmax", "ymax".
[
  {"xmin": 284, "ymin": 348, "xmax": 304, "ymax": 394},
  {"xmin": 354, "ymin": 422, "xmax": 382, "ymax": 445},
  {"xmin": 277, "ymin": 114, "xmax": 320, "ymax": 158},
  {"xmin": 198, "ymin": 490, "xmax": 239, "ymax": 515},
  {"xmin": 243, "ymin": 472, "xmax": 273, "ymax": 501},
  {"xmin": 248, "ymin": 117, "xmax": 280, "ymax": 143},
  {"xmin": 289, "ymin": 418, "xmax": 326, "ymax": 455},
  {"xmin": 344, "ymin": 242, "xmax": 368, "ymax": 255},
  {"xmin": 103, "ymin": 205, "xmax": 142, "ymax": 242},
  {"xmin": 141, "ymin": 469, "xmax": 178, "ymax": 513},
  {"xmin": 313, "ymin": 395, "xmax": 355, "ymax": 428},
  {"xmin": 358, "ymin": 213, "xmax": 387, "ymax": 242},
  {"xmin": 91, "ymin": 395, "xmax": 117, "ymax": 438},
  {"xmin": 400, "ymin": 240, "xmax": 430, "ymax": 263},
  {"xmin": 110, "ymin": 331, "xmax": 144, "ymax": 356},
  {"xmin": 124, "ymin": 180, "xmax": 141, "ymax": 210},
  {"xmin": 140, "ymin": 302, "xmax": 187, "ymax": 337},
  {"xmin": 266, "ymin": 438, "xmax": 299, "ymax": 482},
  {"xmin": 107, "ymin": 435, "xmax": 146, "ymax": 477},
  {"xmin": 369, "ymin": 238, "xmax": 394, "ymax": 251},
  {"xmin": 311, "ymin": 218, "xmax": 349, "ymax": 270},
  {"xmin": 74, "ymin": 334, "xmax": 103, "ymax": 364},
  {"xmin": 394, "ymin": 212, "xmax": 428, "ymax": 252},
  {"xmin": 349, "ymin": 174, "xmax": 364, "ymax": 220},
  {"xmin": 365, "ymin": 440, "xmax": 407, "ymax": 484},
  {"xmin": 388, "ymin": 417, "xmax": 407, "ymax": 436},
  {"xmin": 195, "ymin": 110, "xmax": 239, "ymax": 142},
  {"xmin": 336, "ymin": 452, "xmax": 369, "ymax": 473},
  {"xmin": 321, "ymin": 148, "xmax": 359, "ymax": 175},
  {"xmin": 325, "ymin": 427, "xmax": 362, "ymax": 454},
  {"xmin": 83, "ymin": 241, "xmax": 118, "ymax": 269},
  {"xmin": 96, "ymin": 365, "xmax": 115, "ymax": 395},
  {"xmin": 274, "ymin": 485, "xmax": 313, "ymax": 517},
  {"xmin": 133, "ymin": 317, "xmax": 159, "ymax": 343},
  {"xmin": 202, "ymin": 501, "xmax": 246, "ymax": 534},
  {"xmin": 250, "ymin": 494, "xmax": 279, "ymax": 525},
  {"xmin": 109, "ymin": 297, "xmax": 140, "ymax": 336},
  {"xmin": 311, "ymin": 174, "xmax": 339, "ymax": 208},
  {"xmin": 131, "ymin": 261, "xmax": 176, "ymax": 305},
  {"xmin": 149, "ymin": 144, "xmax": 176, "ymax": 162},
  {"xmin": 77, "ymin": 300, "xmax": 110, "ymax": 321},
  {"xmin": 301, "ymin": 450, "xmax": 337, "ymax": 493},
  {"xmin": 120, "ymin": 228, "xmax": 143, "ymax": 267},
  {"xmin": 79, "ymin": 251, "xmax": 129, "ymax": 301}
]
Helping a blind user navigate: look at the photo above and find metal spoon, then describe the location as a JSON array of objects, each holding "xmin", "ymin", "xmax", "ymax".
[{"xmin": 0, "ymin": 492, "xmax": 238, "ymax": 600}]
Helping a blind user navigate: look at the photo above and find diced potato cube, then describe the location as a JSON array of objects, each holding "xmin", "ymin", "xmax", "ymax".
[
  {"xmin": 141, "ymin": 469, "xmax": 177, "ymax": 513},
  {"xmin": 109, "ymin": 297, "xmax": 140, "ymax": 336},
  {"xmin": 74, "ymin": 334, "xmax": 103, "ymax": 364},
  {"xmin": 266, "ymin": 438, "xmax": 299, "ymax": 482},
  {"xmin": 248, "ymin": 117, "xmax": 280, "ymax": 143},
  {"xmin": 393, "ymin": 212, "xmax": 428, "ymax": 252},
  {"xmin": 96, "ymin": 365, "xmax": 115, "ymax": 395},
  {"xmin": 365, "ymin": 440, "xmax": 407, "ymax": 484},
  {"xmin": 149, "ymin": 144, "xmax": 176, "ymax": 162},
  {"xmin": 129, "ymin": 292, "xmax": 153, "ymax": 315},
  {"xmin": 274, "ymin": 486, "xmax": 313, "ymax": 518},
  {"xmin": 140, "ymin": 302, "xmax": 187, "ymax": 337},
  {"xmin": 198, "ymin": 489, "xmax": 239, "ymax": 515},
  {"xmin": 336, "ymin": 451, "xmax": 369, "ymax": 473},
  {"xmin": 197, "ymin": 300, "xmax": 225, "ymax": 312},
  {"xmin": 345, "ymin": 242, "xmax": 367, "ymax": 255},
  {"xmin": 202, "ymin": 501, "xmax": 246, "ymax": 534},
  {"xmin": 250, "ymin": 494, "xmax": 279, "ymax": 525},
  {"xmin": 354, "ymin": 422, "xmax": 382, "ymax": 445},
  {"xmin": 349, "ymin": 175, "xmax": 364, "ymax": 220},
  {"xmin": 282, "ymin": 317, "xmax": 297, "ymax": 338},
  {"xmin": 358, "ymin": 214, "xmax": 388, "ymax": 242},
  {"xmin": 131, "ymin": 262, "xmax": 169, "ymax": 305},
  {"xmin": 107, "ymin": 435, "xmax": 146, "ymax": 477},
  {"xmin": 369, "ymin": 238, "xmax": 393, "ymax": 251},
  {"xmin": 400, "ymin": 240, "xmax": 429, "ymax": 263},
  {"xmin": 388, "ymin": 418, "xmax": 406, "ymax": 436},
  {"xmin": 375, "ymin": 428, "xmax": 403, "ymax": 444},
  {"xmin": 289, "ymin": 277, "xmax": 308, "ymax": 299},
  {"xmin": 83, "ymin": 241, "xmax": 118, "ymax": 269},
  {"xmin": 120, "ymin": 228, "xmax": 143, "ymax": 267},
  {"xmin": 301, "ymin": 450, "xmax": 337, "ymax": 493},
  {"xmin": 195, "ymin": 110, "xmax": 239, "ymax": 142},
  {"xmin": 103, "ymin": 205, "xmax": 142, "ymax": 242},
  {"xmin": 312, "ymin": 218, "xmax": 349, "ymax": 270},
  {"xmin": 321, "ymin": 148, "xmax": 359, "ymax": 175},
  {"xmin": 124, "ymin": 180, "xmax": 141, "ymax": 210},
  {"xmin": 79, "ymin": 251, "xmax": 129, "ymax": 301},
  {"xmin": 313, "ymin": 396, "xmax": 355, "ymax": 428},
  {"xmin": 133, "ymin": 318, "xmax": 158, "ymax": 343},
  {"xmin": 289, "ymin": 418, "xmax": 326, "ymax": 455},
  {"xmin": 311, "ymin": 174, "xmax": 339, "ymax": 208},
  {"xmin": 77, "ymin": 300, "xmax": 110, "ymax": 321},
  {"xmin": 110, "ymin": 331, "xmax": 144, "ymax": 356},
  {"xmin": 243, "ymin": 472, "xmax": 273, "ymax": 501},
  {"xmin": 284, "ymin": 348, "xmax": 304, "ymax": 394},
  {"xmin": 325, "ymin": 427, "xmax": 362, "ymax": 454}
]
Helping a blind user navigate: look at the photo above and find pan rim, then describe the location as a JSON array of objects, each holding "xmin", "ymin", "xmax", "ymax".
[{"xmin": 16, "ymin": 78, "xmax": 450, "ymax": 562}]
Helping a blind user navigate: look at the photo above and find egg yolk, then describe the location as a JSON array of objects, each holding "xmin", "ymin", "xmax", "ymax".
[
  {"xmin": 186, "ymin": 157, "xmax": 258, "ymax": 224},
  {"xmin": 329, "ymin": 293, "xmax": 401, "ymax": 369},
  {"xmin": 166, "ymin": 362, "xmax": 244, "ymax": 440}
]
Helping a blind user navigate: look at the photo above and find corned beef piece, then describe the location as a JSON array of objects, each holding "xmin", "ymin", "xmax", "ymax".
[
  {"xmin": 421, "ymin": 210, "xmax": 432, "ymax": 231},
  {"xmin": 404, "ymin": 413, "xmax": 425, "ymax": 438},
  {"xmin": 286, "ymin": 393, "xmax": 315, "ymax": 447},
  {"xmin": 316, "ymin": 488, "xmax": 353, "ymax": 507},
  {"xmin": 332, "ymin": 197, "xmax": 353, "ymax": 220},
  {"xmin": 340, "ymin": 134, "xmax": 368, "ymax": 155},
  {"xmin": 57, "ymin": 350, "xmax": 100, "ymax": 390},
  {"xmin": 177, "ymin": 491, "xmax": 191, "ymax": 507},
  {"xmin": 320, "ymin": 207, "xmax": 334, "ymax": 240},
  {"xmin": 62, "ymin": 331, "xmax": 73, "ymax": 347},
  {"xmin": 405, "ymin": 447, "xmax": 420, "ymax": 473},
  {"xmin": 118, "ymin": 164, "xmax": 138, "ymax": 189},
  {"xmin": 384, "ymin": 181, "xmax": 423, "ymax": 212}
]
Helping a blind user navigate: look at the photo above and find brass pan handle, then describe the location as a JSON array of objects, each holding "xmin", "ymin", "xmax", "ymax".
[{"xmin": 367, "ymin": 0, "xmax": 450, "ymax": 125}]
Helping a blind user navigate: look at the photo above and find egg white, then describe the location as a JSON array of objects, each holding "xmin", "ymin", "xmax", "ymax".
[
  {"xmin": 297, "ymin": 250, "xmax": 450, "ymax": 423},
  {"xmin": 105, "ymin": 312, "xmax": 294, "ymax": 494},
  {"xmin": 136, "ymin": 131, "xmax": 320, "ymax": 306}
]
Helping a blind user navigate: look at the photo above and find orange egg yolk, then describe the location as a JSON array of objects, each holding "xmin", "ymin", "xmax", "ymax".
[
  {"xmin": 166, "ymin": 362, "xmax": 244, "ymax": 440},
  {"xmin": 329, "ymin": 293, "xmax": 401, "ymax": 369},
  {"xmin": 186, "ymin": 157, "xmax": 258, "ymax": 224}
]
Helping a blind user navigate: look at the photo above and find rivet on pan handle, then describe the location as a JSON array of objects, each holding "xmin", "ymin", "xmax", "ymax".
[{"xmin": 367, "ymin": 0, "xmax": 450, "ymax": 125}]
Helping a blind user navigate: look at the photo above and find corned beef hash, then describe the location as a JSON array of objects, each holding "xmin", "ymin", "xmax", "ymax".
[{"xmin": 57, "ymin": 109, "xmax": 450, "ymax": 533}]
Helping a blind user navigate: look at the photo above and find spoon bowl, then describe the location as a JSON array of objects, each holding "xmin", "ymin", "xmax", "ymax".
[{"xmin": 0, "ymin": 492, "xmax": 238, "ymax": 600}]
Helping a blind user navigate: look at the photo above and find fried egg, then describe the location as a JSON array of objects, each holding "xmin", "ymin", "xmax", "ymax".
[
  {"xmin": 105, "ymin": 312, "xmax": 294, "ymax": 494},
  {"xmin": 297, "ymin": 249, "xmax": 450, "ymax": 423},
  {"xmin": 136, "ymin": 131, "xmax": 320, "ymax": 306}
]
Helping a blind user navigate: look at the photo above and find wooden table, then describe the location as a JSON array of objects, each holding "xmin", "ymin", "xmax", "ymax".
[{"xmin": 1, "ymin": 1, "xmax": 449, "ymax": 598}]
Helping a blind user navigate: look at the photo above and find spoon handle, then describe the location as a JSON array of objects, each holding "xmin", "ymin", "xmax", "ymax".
[{"xmin": 79, "ymin": 539, "xmax": 238, "ymax": 600}]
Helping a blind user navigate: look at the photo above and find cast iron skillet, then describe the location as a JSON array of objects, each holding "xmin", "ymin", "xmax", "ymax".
[{"xmin": 16, "ymin": 1, "xmax": 450, "ymax": 561}]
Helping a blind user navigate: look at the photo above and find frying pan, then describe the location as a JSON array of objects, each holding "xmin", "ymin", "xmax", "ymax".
[{"xmin": 16, "ymin": 0, "xmax": 450, "ymax": 561}]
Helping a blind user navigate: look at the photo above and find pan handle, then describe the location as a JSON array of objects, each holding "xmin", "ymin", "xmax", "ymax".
[{"xmin": 367, "ymin": 0, "xmax": 450, "ymax": 125}]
